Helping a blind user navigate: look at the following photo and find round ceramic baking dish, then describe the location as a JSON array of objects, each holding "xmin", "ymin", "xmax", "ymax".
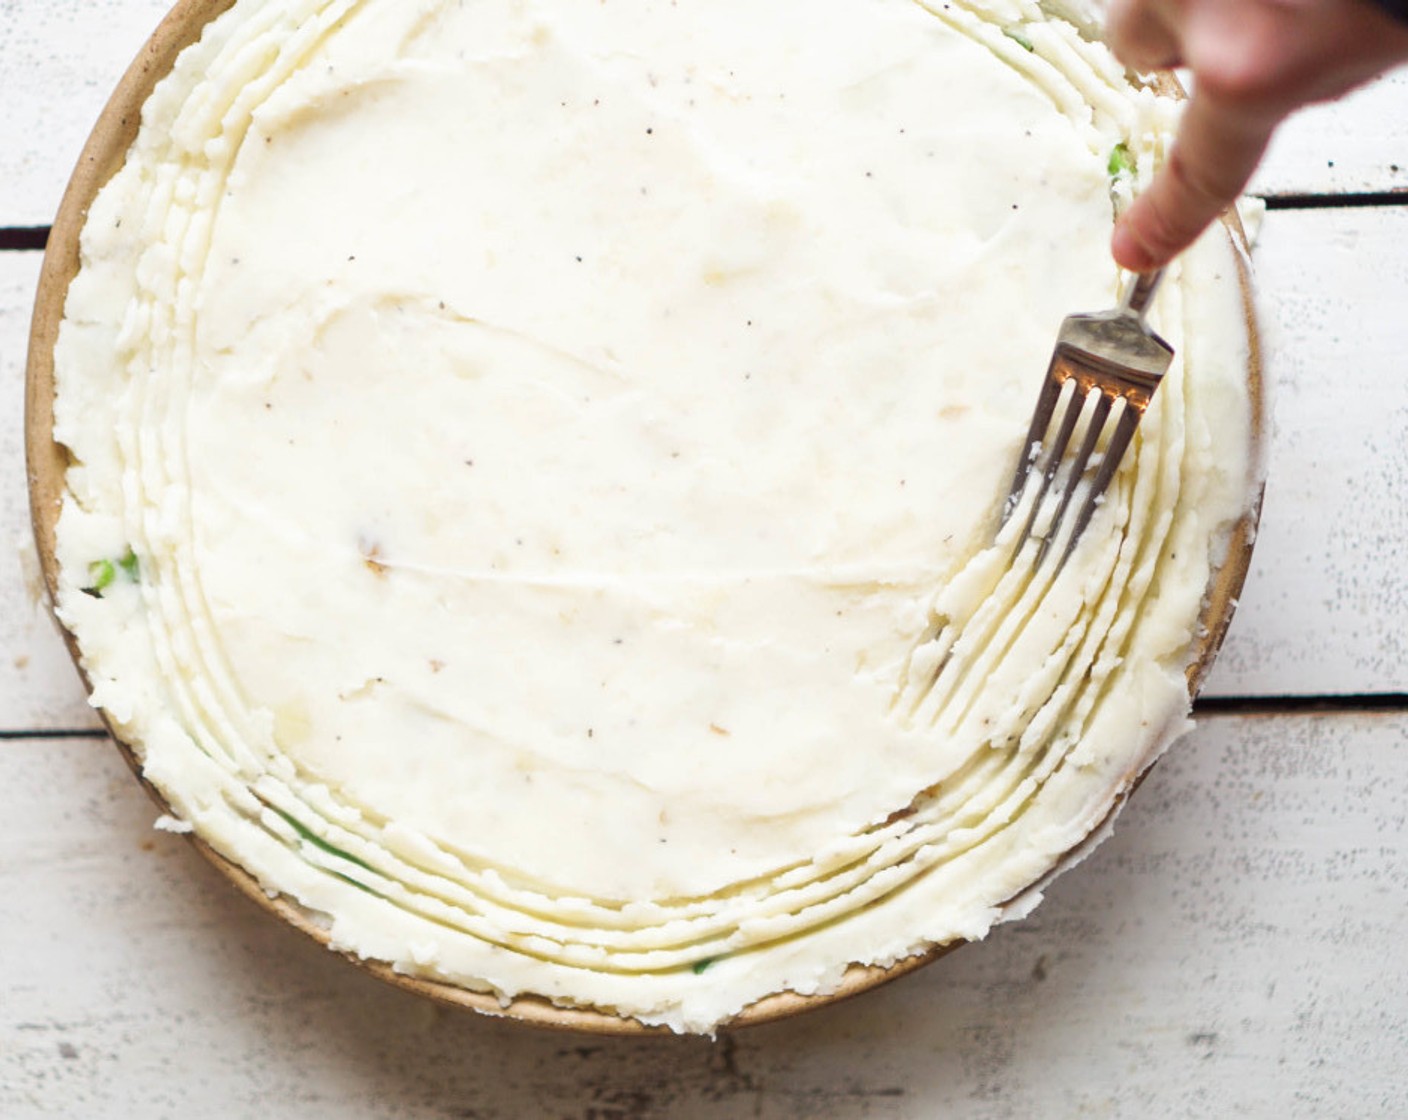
[{"xmin": 26, "ymin": 0, "xmax": 1263, "ymax": 1034}]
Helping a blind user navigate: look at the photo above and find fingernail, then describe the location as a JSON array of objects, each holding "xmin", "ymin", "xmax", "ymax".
[{"xmin": 1111, "ymin": 223, "xmax": 1155, "ymax": 272}]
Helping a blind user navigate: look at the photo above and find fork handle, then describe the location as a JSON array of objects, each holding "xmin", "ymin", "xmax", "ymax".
[{"xmin": 1121, "ymin": 269, "xmax": 1164, "ymax": 320}]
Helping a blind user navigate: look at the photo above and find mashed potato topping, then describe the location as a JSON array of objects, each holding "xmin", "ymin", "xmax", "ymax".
[{"xmin": 51, "ymin": 0, "xmax": 1256, "ymax": 1031}]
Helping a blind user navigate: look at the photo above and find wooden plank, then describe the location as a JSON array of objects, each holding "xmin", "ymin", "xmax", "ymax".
[
  {"xmin": 1203, "ymin": 205, "xmax": 1408, "ymax": 697},
  {"xmin": 0, "ymin": 0, "xmax": 173, "ymax": 227},
  {"xmin": 0, "ymin": 253, "xmax": 100, "ymax": 731},
  {"xmin": 1, "ymin": 714, "xmax": 1403, "ymax": 1117},
  {"xmin": 0, "ymin": 5, "xmax": 1406, "ymax": 227},
  {"xmin": 1251, "ymin": 71, "xmax": 1408, "ymax": 198}
]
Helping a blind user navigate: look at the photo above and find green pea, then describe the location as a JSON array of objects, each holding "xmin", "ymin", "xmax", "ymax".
[
  {"xmin": 1108, "ymin": 142, "xmax": 1136, "ymax": 178},
  {"xmin": 86, "ymin": 559, "xmax": 116, "ymax": 594}
]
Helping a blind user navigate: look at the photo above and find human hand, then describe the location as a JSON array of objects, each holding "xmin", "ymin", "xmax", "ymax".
[{"xmin": 1105, "ymin": 0, "xmax": 1408, "ymax": 271}]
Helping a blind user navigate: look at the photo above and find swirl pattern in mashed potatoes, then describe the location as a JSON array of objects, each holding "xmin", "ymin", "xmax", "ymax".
[{"xmin": 50, "ymin": 0, "xmax": 1257, "ymax": 1031}]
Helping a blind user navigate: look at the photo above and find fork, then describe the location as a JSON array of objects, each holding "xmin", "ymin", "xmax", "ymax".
[{"xmin": 1000, "ymin": 270, "xmax": 1172, "ymax": 569}]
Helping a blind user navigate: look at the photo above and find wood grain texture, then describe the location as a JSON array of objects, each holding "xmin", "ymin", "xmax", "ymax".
[{"xmin": 2, "ymin": 714, "xmax": 1404, "ymax": 1118}]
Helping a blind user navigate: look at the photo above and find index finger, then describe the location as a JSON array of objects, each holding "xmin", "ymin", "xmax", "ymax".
[{"xmin": 1111, "ymin": 92, "xmax": 1278, "ymax": 271}]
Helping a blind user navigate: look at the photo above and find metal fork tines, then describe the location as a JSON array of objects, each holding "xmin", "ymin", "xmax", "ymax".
[{"xmin": 1001, "ymin": 270, "xmax": 1173, "ymax": 570}]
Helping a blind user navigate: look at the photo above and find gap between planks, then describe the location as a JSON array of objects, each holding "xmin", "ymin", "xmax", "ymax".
[
  {"xmin": 1195, "ymin": 693, "xmax": 1408, "ymax": 716},
  {"xmin": 0, "ymin": 227, "xmax": 49, "ymax": 251},
  {"xmin": 1262, "ymin": 189, "xmax": 1408, "ymax": 209},
  {"xmin": 4, "ymin": 186, "xmax": 1408, "ymax": 251},
  {"xmin": 0, "ymin": 729, "xmax": 107, "ymax": 742},
  {"xmin": 4, "ymin": 694, "xmax": 1408, "ymax": 744}
]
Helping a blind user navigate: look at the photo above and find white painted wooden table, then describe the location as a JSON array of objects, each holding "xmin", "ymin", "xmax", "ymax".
[{"xmin": 3, "ymin": 5, "xmax": 1406, "ymax": 1117}]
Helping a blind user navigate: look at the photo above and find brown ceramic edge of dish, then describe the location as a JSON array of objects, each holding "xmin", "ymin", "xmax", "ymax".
[
  {"xmin": 23, "ymin": 3, "xmax": 1261, "ymax": 1038},
  {"xmin": 1186, "ymin": 211, "xmax": 1264, "ymax": 699}
]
